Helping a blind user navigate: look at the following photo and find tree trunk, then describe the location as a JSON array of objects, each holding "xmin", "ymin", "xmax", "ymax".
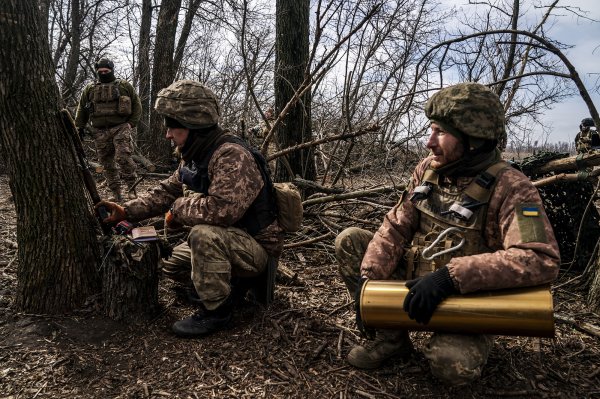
[
  {"xmin": 0, "ymin": 0, "xmax": 100, "ymax": 313},
  {"xmin": 102, "ymin": 238, "xmax": 160, "ymax": 321},
  {"xmin": 173, "ymin": 0, "xmax": 202, "ymax": 75},
  {"xmin": 135, "ymin": 0, "xmax": 153, "ymax": 150},
  {"xmin": 588, "ymin": 250, "xmax": 600, "ymax": 312},
  {"xmin": 274, "ymin": 0, "xmax": 315, "ymax": 183},
  {"xmin": 62, "ymin": 0, "xmax": 82, "ymax": 106},
  {"xmin": 145, "ymin": 0, "xmax": 182, "ymax": 164}
]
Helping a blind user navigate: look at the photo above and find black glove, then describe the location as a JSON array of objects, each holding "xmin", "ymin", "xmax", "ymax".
[
  {"xmin": 354, "ymin": 276, "xmax": 375, "ymax": 339},
  {"xmin": 78, "ymin": 127, "xmax": 86, "ymax": 139},
  {"xmin": 403, "ymin": 266, "xmax": 457, "ymax": 325}
]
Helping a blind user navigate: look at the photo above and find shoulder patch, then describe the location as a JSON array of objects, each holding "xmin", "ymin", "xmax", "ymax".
[{"xmin": 515, "ymin": 203, "xmax": 547, "ymax": 243}]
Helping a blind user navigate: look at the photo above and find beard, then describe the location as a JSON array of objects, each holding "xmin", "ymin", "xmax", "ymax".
[{"xmin": 429, "ymin": 140, "xmax": 465, "ymax": 169}]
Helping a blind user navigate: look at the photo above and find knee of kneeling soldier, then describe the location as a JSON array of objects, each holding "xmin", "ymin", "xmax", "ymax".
[{"xmin": 423, "ymin": 334, "xmax": 492, "ymax": 386}]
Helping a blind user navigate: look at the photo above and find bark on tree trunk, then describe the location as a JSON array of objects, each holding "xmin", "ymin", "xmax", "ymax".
[
  {"xmin": 588, "ymin": 252, "xmax": 600, "ymax": 312},
  {"xmin": 135, "ymin": 0, "xmax": 153, "ymax": 149},
  {"xmin": 101, "ymin": 238, "xmax": 160, "ymax": 321},
  {"xmin": 0, "ymin": 0, "xmax": 100, "ymax": 313},
  {"xmin": 62, "ymin": 0, "xmax": 82, "ymax": 106},
  {"xmin": 274, "ymin": 0, "xmax": 315, "ymax": 183},
  {"xmin": 145, "ymin": 0, "xmax": 182, "ymax": 164}
]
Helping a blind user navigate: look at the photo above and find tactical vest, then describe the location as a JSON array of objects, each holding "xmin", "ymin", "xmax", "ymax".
[
  {"xmin": 404, "ymin": 161, "xmax": 512, "ymax": 279},
  {"xmin": 178, "ymin": 135, "xmax": 278, "ymax": 236},
  {"xmin": 88, "ymin": 80, "xmax": 132, "ymax": 118}
]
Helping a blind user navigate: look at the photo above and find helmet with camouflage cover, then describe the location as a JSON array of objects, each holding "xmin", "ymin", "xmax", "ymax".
[
  {"xmin": 425, "ymin": 82, "xmax": 505, "ymax": 142},
  {"xmin": 580, "ymin": 117, "xmax": 594, "ymax": 128},
  {"xmin": 155, "ymin": 80, "xmax": 220, "ymax": 129}
]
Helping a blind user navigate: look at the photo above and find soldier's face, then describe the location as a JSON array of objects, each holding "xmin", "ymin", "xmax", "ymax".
[
  {"xmin": 427, "ymin": 123, "xmax": 464, "ymax": 168},
  {"xmin": 166, "ymin": 127, "xmax": 190, "ymax": 149},
  {"xmin": 97, "ymin": 67, "xmax": 111, "ymax": 75}
]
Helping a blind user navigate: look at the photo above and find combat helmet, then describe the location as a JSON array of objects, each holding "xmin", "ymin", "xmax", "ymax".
[
  {"xmin": 95, "ymin": 57, "xmax": 114, "ymax": 71},
  {"xmin": 155, "ymin": 80, "xmax": 221, "ymax": 129},
  {"xmin": 581, "ymin": 117, "xmax": 595, "ymax": 129},
  {"xmin": 425, "ymin": 82, "xmax": 505, "ymax": 143}
]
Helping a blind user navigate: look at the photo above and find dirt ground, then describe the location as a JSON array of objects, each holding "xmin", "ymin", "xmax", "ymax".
[{"xmin": 1, "ymin": 171, "xmax": 600, "ymax": 399}]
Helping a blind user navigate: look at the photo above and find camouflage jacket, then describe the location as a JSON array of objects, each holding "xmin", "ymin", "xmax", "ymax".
[
  {"xmin": 75, "ymin": 79, "xmax": 142, "ymax": 129},
  {"xmin": 123, "ymin": 142, "xmax": 284, "ymax": 257},
  {"xmin": 361, "ymin": 155, "xmax": 560, "ymax": 293}
]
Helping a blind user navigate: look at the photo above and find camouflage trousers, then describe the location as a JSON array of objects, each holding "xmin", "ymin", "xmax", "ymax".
[
  {"xmin": 162, "ymin": 224, "xmax": 269, "ymax": 310},
  {"xmin": 335, "ymin": 227, "xmax": 493, "ymax": 385},
  {"xmin": 91, "ymin": 123, "xmax": 137, "ymax": 193}
]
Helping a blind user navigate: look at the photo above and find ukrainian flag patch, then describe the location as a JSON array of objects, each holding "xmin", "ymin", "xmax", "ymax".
[{"xmin": 522, "ymin": 206, "xmax": 540, "ymax": 217}]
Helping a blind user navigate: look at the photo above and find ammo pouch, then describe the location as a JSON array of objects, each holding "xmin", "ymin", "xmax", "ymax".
[
  {"xmin": 118, "ymin": 95, "xmax": 132, "ymax": 116},
  {"xmin": 273, "ymin": 182, "xmax": 303, "ymax": 233}
]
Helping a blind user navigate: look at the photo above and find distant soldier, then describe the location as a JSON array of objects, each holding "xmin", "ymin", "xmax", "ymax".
[
  {"xmin": 249, "ymin": 108, "xmax": 278, "ymax": 170},
  {"xmin": 75, "ymin": 58, "xmax": 141, "ymax": 201},
  {"xmin": 575, "ymin": 117, "xmax": 596, "ymax": 154},
  {"xmin": 335, "ymin": 82, "xmax": 560, "ymax": 386}
]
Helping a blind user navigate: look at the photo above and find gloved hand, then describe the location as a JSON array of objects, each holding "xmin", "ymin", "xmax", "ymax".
[
  {"xmin": 164, "ymin": 207, "xmax": 182, "ymax": 229},
  {"xmin": 355, "ymin": 276, "xmax": 375, "ymax": 339},
  {"xmin": 78, "ymin": 127, "xmax": 86, "ymax": 139},
  {"xmin": 95, "ymin": 200, "xmax": 126, "ymax": 224},
  {"xmin": 403, "ymin": 266, "xmax": 457, "ymax": 325}
]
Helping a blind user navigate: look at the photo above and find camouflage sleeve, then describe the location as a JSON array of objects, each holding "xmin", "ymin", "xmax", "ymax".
[
  {"xmin": 74, "ymin": 85, "xmax": 90, "ymax": 128},
  {"xmin": 124, "ymin": 171, "xmax": 183, "ymax": 222},
  {"xmin": 360, "ymin": 159, "xmax": 428, "ymax": 279},
  {"xmin": 123, "ymin": 81, "xmax": 142, "ymax": 127},
  {"xmin": 447, "ymin": 167, "xmax": 560, "ymax": 293},
  {"xmin": 170, "ymin": 143, "xmax": 263, "ymax": 227}
]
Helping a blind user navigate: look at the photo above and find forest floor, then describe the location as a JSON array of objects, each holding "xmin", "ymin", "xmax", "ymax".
[{"xmin": 1, "ymin": 164, "xmax": 600, "ymax": 399}]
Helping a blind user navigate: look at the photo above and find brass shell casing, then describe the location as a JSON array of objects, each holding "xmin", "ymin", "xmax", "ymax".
[{"xmin": 360, "ymin": 280, "xmax": 554, "ymax": 337}]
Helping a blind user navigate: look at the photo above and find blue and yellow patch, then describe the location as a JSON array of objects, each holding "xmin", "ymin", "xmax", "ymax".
[{"xmin": 522, "ymin": 206, "xmax": 539, "ymax": 217}]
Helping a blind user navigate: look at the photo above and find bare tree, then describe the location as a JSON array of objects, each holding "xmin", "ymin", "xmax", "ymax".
[
  {"xmin": 274, "ymin": 0, "xmax": 314, "ymax": 182},
  {"xmin": 1, "ymin": 0, "xmax": 100, "ymax": 313}
]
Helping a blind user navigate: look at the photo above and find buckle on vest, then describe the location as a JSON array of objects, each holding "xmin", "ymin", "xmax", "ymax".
[
  {"xmin": 410, "ymin": 183, "xmax": 432, "ymax": 203},
  {"xmin": 475, "ymin": 171, "xmax": 495, "ymax": 189},
  {"xmin": 440, "ymin": 198, "xmax": 484, "ymax": 221}
]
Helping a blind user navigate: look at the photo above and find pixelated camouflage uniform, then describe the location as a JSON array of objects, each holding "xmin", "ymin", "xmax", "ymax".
[
  {"xmin": 123, "ymin": 80, "xmax": 282, "ymax": 311},
  {"xmin": 336, "ymin": 82, "xmax": 560, "ymax": 386},
  {"xmin": 575, "ymin": 128, "xmax": 593, "ymax": 153},
  {"xmin": 75, "ymin": 78, "xmax": 141, "ymax": 197},
  {"xmin": 249, "ymin": 113, "xmax": 278, "ymax": 170},
  {"xmin": 124, "ymin": 138, "xmax": 283, "ymax": 310}
]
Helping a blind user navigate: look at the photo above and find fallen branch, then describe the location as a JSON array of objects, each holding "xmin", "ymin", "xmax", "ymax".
[
  {"xmin": 302, "ymin": 186, "xmax": 402, "ymax": 207},
  {"xmin": 293, "ymin": 178, "xmax": 345, "ymax": 194},
  {"xmin": 528, "ymin": 151, "xmax": 600, "ymax": 175},
  {"xmin": 267, "ymin": 126, "xmax": 380, "ymax": 161},
  {"xmin": 533, "ymin": 169, "xmax": 600, "ymax": 187},
  {"xmin": 283, "ymin": 232, "xmax": 333, "ymax": 249},
  {"xmin": 555, "ymin": 313, "xmax": 600, "ymax": 338}
]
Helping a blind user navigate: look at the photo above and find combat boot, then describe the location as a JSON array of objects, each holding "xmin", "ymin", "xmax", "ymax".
[
  {"xmin": 347, "ymin": 330, "xmax": 414, "ymax": 369},
  {"xmin": 108, "ymin": 185, "xmax": 123, "ymax": 202},
  {"xmin": 172, "ymin": 300, "xmax": 232, "ymax": 338}
]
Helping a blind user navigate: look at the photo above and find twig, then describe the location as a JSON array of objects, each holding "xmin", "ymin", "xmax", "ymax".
[
  {"xmin": 555, "ymin": 313, "xmax": 600, "ymax": 338},
  {"xmin": 283, "ymin": 232, "xmax": 333, "ymax": 249},
  {"xmin": 302, "ymin": 186, "xmax": 401, "ymax": 207}
]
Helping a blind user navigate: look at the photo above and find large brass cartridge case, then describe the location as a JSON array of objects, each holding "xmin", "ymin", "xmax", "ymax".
[{"xmin": 360, "ymin": 280, "xmax": 554, "ymax": 337}]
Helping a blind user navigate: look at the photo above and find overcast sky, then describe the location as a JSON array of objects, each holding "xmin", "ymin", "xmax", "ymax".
[{"xmin": 438, "ymin": 0, "xmax": 600, "ymax": 144}]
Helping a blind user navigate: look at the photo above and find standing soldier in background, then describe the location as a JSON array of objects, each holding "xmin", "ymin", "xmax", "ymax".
[
  {"xmin": 75, "ymin": 58, "xmax": 142, "ymax": 201},
  {"xmin": 249, "ymin": 107, "xmax": 278, "ymax": 170},
  {"xmin": 335, "ymin": 82, "xmax": 559, "ymax": 386},
  {"xmin": 575, "ymin": 117, "xmax": 596, "ymax": 154}
]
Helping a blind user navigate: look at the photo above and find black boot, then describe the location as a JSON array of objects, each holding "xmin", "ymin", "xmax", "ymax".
[{"xmin": 172, "ymin": 301, "xmax": 232, "ymax": 338}]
